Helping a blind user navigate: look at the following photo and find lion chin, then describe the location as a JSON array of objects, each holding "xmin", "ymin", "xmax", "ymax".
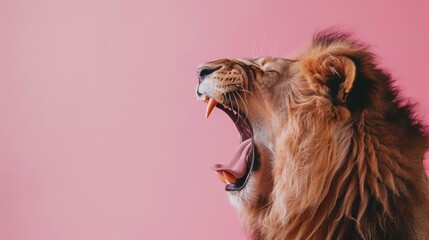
[{"xmin": 195, "ymin": 30, "xmax": 429, "ymax": 240}]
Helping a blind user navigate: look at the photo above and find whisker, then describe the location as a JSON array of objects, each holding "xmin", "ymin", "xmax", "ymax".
[
  {"xmin": 241, "ymin": 87, "xmax": 248, "ymax": 104},
  {"xmin": 238, "ymin": 88, "xmax": 253, "ymax": 96},
  {"xmin": 236, "ymin": 91, "xmax": 248, "ymax": 120},
  {"xmin": 235, "ymin": 85, "xmax": 252, "ymax": 105},
  {"xmin": 227, "ymin": 93, "xmax": 233, "ymax": 106},
  {"xmin": 236, "ymin": 85, "xmax": 253, "ymax": 95},
  {"xmin": 232, "ymin": 93, "xmax": 240, "ymax": 124},
  {"xmin": 236, "ymin": 92, "xmax": 241, "ymax": 118}
]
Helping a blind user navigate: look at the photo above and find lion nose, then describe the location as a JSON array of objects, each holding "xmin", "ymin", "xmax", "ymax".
[{"xmin": 197, "ymin": 65, "xmax": 222, "ymax": 83}]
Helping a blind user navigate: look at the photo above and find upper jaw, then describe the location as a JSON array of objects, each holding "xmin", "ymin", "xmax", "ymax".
[{"xmin": 196, "ymin": 73, "xmax": 248, "ymax": 119}]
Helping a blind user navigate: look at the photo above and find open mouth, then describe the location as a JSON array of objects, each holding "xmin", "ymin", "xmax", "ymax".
[{"xmin": 201, "ymin": 96, "xmax": 257, "ymax": 191}]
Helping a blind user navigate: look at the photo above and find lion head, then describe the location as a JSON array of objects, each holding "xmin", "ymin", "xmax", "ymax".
[{"xmin": 195, "ymin": 31, "xmax": 429, "ymax": 240}]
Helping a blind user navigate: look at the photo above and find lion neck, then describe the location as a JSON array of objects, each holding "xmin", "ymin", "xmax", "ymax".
[{"xmin": 250, "ymin": 98, "xmax": 428, "ymax": 239}]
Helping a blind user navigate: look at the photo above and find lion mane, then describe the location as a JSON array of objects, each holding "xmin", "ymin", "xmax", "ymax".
[{"xmin": 196, "ymin": 30, "xmax": 429, "ymax": 240}]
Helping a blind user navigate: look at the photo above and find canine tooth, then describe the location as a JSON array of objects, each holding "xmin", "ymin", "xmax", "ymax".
[
  {"xmin": 215, "ymin": 171, "xmax": 237, "ymax": 185},
  {"xmin": 223, "ymin": 171, "xmax": 236, "ymax": 185},
  {"xmin": 205, "ymin": 98, "xmax": 217, "ymax": 118},
  {"xmin": 216, "ymin": 171, "xmax": 227, "ymax": 183}
]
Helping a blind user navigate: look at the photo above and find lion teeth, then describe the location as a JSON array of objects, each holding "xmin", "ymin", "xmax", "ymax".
[
  {"xmin": 216, "ymin": 171, "xmax": 227, "ymax": 183},
  {"xmin": 223, "ymin": 171, "xmax": 236, "ymax": 185},
  {"xmin": 205, "ymin": 98, "xmax": 217, "ymax": 118},
  {"xmin": 215, "ymin": 170, "xmax": 237, "ymax": 185},
  {"xmin": 222, "ymin": 103, "xmax": 234, "ymax": 111}
]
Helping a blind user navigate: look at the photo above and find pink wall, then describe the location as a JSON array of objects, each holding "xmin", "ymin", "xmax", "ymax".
[{"xmin": 1, "ymin": 0, "xmax": 428, "ymax": 239}]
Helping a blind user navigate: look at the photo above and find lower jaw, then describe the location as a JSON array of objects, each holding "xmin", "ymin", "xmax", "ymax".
[{"xmin": 225, "ymin": 142, "xmax": 258, "ymax": 192}]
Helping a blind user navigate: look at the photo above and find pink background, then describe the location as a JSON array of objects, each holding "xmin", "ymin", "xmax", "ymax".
[{"xmin": 1, "ymin": 0, "xmax": 428, "ymax": 239}]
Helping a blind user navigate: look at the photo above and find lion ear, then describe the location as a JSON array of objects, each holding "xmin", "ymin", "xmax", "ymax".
[
  {"xmin": 332, "ymin": 56, "xmax": 356, "ymax": 104},
  {"xmin": 303, "ymin": 55, "xmax": 357, "ymax": 105}
]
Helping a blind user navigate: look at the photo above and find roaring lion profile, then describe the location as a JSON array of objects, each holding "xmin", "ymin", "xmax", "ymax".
[{"xmin": 195, "ymin": 30, "xmax": 429, "ymax": 240}]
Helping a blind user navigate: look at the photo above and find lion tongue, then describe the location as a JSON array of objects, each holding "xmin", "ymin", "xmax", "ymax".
[{"xmin": 213, "ymin": 139, "xmax": 252, "ymax": 183}]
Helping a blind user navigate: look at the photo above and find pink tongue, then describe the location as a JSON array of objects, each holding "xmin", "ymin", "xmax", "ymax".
[{"xmin": 212, "ymin": 139, "xmax": 252, "ymax": 179}]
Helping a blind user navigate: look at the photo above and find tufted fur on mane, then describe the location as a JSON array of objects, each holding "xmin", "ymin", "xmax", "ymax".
[{"xmin": 239, "ymin": 31, "xmax": 429, "ymax": 240}]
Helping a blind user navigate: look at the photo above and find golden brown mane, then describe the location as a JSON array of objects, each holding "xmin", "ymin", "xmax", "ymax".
[{"xmin": 196, "ymin": 30, "xmax": 429, "ymax": 240}]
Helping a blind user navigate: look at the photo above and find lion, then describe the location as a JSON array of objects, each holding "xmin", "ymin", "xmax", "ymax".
[{"xmin": 195, "ymin": 30, "xmax": 429, "ymax": 240}]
